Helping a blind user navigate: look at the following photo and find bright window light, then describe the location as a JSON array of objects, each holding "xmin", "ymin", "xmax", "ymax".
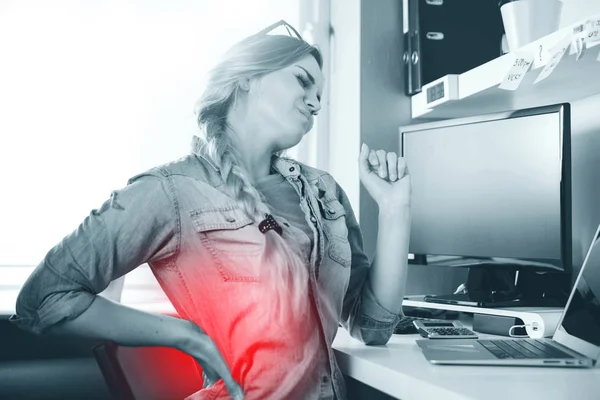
[{"xmin": 0, "ymin": 1, "xmax": 301, "ymax": 276}]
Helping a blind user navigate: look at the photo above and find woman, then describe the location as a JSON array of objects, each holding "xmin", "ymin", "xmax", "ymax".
[{"xmin": 10, "ymin": 21, "xmax": 411, "ymax": 400}]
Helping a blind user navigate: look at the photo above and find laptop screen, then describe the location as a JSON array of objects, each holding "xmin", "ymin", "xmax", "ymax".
[{"xmin": 560, "ymin": 234, "xmax": 600, "ymax": 346}]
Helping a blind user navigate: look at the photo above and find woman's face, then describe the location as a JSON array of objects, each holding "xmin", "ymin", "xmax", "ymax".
[{"xmin": 245, "ymin": 55, "xmax": 323, "ymax": 151}]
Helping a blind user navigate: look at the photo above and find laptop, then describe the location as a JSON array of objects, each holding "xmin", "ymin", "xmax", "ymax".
[{"xmin": 416, "ymin": 222, "xmax": 600, "ymax": 368}]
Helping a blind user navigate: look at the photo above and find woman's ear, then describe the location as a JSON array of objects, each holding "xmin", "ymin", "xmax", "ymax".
[{"xmin": 238, "ymin": 76, "xmax": 251, "ymax": 91}]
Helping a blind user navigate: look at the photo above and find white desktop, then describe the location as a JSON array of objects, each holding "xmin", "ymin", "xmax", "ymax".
[{"xmin": 332, "ymin": 322, "xmax": 600, "ymax": 400}]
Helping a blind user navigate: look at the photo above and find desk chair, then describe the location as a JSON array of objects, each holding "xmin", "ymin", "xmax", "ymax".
[{"xmin": 92, "ymin": 341, "xmax": 204, "ymax": 400}]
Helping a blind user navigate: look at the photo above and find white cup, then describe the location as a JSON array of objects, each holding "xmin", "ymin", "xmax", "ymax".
[{"xmin": 500, "ymin": 0, "xmax": 563, "ymax": 52}]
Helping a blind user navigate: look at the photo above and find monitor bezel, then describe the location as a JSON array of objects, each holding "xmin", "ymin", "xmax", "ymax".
[{"xmin": 399, "ymin": 103, "xmax": 572, "ymax": 274}]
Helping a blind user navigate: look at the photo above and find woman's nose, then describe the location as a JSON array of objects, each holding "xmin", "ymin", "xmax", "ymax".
[{"xmin": 306, "ymin": 96, "xmax": 321, "ymax": 115}]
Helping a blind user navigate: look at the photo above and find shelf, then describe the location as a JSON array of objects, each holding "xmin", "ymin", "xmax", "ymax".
[{"xmin": 411, "ymin": 14, "xmax": 600, "ymax": 120}]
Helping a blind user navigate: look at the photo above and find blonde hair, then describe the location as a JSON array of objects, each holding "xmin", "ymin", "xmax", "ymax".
[{"xmin": 192, "ymin": 33, "xmax": 322, "ymax": 322}]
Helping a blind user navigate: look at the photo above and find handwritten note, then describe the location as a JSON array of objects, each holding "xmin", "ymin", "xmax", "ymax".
[
  {"xmin": 586, "ymin": 18, "xmax": 600, "ymax": 43},
  {"xmin": 498, "ymin": 54, "xmax": 533, "ymax": 91},
  {"xmin": 534, "ymin": 36, "xmax": 571, "ymax": 84},
  {"xmin": 572, "ymin": 23, "xmax": 587, "ymax": 60},
  {"xmin": 571, "ymin": 36, "xmax": 586, "ymax": 60}
]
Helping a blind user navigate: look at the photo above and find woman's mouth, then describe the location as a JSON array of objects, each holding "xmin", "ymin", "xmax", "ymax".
[{"xmin": 297, "ymin": 108, "xmax": 311, "ymax": 121}]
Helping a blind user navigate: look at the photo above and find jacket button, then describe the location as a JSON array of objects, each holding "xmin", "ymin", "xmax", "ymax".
[
  {"xmin": 310, "ymin": 216, "xmax": 317, "ymax": 223},
  {"xmin": 328, "ymin": 209, "xmax": 336, "ymax": 214},
  {"xmin": 225, "ymin": 217, "xmax": 236, "ymax": 223}
]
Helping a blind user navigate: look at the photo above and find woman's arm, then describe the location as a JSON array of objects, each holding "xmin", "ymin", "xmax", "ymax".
[
  {"xmin": 50, "ymin": 294, "xmax": 190, "ymax": 348},
  {"xmin": 10, "ymin": 171, "xmax": 179, "ymax": 335},
  {"xmin": 338, "ymin": 183, "xmax": 408, "ymax": 345},
  {"xmin": 50, "ymin": 294, "xmax": 243, "ymax": 399},
  {"xmin": 359, "ymin": 144, "xmax": 411, "ymax": 314},
  {"xmin": 339, "ymin": 144, "xmax": 411, "ymax": 345},
  {"xmin": 368, "ymin": 206, "xmax": 411, "ymax": 315},
  {"xmin": 11, "ymin": 170, "xmax": 246, "ymax": 398}
]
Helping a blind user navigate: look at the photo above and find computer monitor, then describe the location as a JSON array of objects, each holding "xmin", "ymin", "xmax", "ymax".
[{"xmin": 400, "ymin": 104, "xmax": 572, "ymax": 280}]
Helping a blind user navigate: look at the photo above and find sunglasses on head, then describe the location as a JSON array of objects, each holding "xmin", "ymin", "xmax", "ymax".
[{"xmin": 255, "ymin": 20, "xmax": 303, "ymax": 41}]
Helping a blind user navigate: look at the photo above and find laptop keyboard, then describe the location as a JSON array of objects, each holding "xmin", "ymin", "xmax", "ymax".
[{"xmin": 478, "ymin": 339, "xmax": 573, "ymax": 359}]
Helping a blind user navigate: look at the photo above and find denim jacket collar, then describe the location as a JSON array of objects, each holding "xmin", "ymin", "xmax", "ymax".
[
  {"xmin": 272, "ymin": 156, "xmax": 301, "ymax": 179},
  {"xmin": 192, "ymin": 152, "xmax": 302, "ymax": 181},
  {"xmin": 194, "ymin": 152, "xmax": 220, "ymax": 172}
]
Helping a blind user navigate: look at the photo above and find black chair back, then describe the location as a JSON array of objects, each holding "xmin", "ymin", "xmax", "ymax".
[{"xmin": 92, "ymin": 341, "xmax": 203, "ymax": 400}]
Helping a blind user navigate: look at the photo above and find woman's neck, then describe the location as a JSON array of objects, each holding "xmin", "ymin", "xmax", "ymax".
[
  {"xmin": 240, "ymin": 149, "xmax": 273, "ymax": 181},
  {"xmin": 227, "ymin": 112, "xmax": 275, "ymax": 182}
]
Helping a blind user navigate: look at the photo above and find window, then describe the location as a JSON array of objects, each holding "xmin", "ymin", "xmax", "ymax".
[{"xmin": 0, "ymin": 0, "xmax": 331, "ymax": 310}]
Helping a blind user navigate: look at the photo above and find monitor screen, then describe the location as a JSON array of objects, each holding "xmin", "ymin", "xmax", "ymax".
[{"xmin": 400, "ymin": 104, "xmax": 570, "ymax": 272}]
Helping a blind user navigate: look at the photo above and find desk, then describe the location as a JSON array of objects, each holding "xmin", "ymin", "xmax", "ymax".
[{"xmin": 332, "ymin": 327, "xmax": 600, "ymax": 400}]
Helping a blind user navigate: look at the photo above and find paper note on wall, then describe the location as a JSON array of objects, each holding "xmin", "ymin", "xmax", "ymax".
[
  {"xmin": 534, "ymin": 36, "xmax": 571, "ymax": 84},
  {"xmin": 572, "ymin": 23, "xmax": 587, "ymax": 60},
  {"xmin": 571, "ymin": 36, "xmax": 586, "ymax": 60},
  {"xmin": 586, "ymin": 18, "xmax": 600, "ymax": 43},
  {"xmin": 498, "ymin": 54, "xmax": 533, "ymax": 91}
]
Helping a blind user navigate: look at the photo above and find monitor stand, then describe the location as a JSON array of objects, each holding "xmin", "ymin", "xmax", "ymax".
[
  {"xmin": 423, "ymin": 267, "xmax": 567, "ymax": 308},
  {"xmin": 422, "ymin": 293, "xmax": 563, "ymax": 308}
]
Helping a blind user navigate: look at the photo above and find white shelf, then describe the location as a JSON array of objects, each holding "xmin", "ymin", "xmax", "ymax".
[{"xmin": 411, "ymin": 14, "xmax": 600, "ymax": 120}]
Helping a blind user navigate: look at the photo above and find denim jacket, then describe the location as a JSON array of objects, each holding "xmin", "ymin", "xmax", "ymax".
[{"xmin": 10, "ymin": 153, "xmax": 402, "ymax": 400}]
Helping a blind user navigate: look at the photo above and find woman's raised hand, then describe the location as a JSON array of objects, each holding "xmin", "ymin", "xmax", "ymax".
[{"xmin": 358, "ymin": 143, "xmax": 411, "ymax": 211}]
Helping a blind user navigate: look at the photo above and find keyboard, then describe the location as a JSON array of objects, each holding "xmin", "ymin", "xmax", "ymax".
[
  {"xmin": 424, "ymin": 327, "xmax": 477, "ymax": 337},
  {"xmin": 478, "ymin": 339, "xmax": 573, "ymax": 359}
]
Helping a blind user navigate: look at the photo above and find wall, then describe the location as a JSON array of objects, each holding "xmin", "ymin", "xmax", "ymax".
[
  {"xmin": 329, "ymin": 0, "xmax": 469, "ymax": 297},
  {"xmin": 559, "ymin": 0, "xmax": 600, "ymax": 27},
  {"xmin": 330, "ymin": 0, "xmax": 411, "ymax": 256},
  {"xmin": 329, "ymin": 0, "xmax": 362, "ymax": 218},
  {"xmin": 357, "ymin": 0, "xmax": 409, "ymax": 259}
]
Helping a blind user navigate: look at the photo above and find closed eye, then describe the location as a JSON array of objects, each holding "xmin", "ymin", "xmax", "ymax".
[
  {"xmin": 295, "ymin": 72, "xmax": 322, "ymax": 108},
  {"xmin": 295, "ymin": 73, "xmax": 310, "ymax": 88}
]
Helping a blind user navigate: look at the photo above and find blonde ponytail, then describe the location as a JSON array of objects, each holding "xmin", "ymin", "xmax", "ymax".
[{"xmin": 194, "ymin": 134, "xmax": 310, "ymax": 323}]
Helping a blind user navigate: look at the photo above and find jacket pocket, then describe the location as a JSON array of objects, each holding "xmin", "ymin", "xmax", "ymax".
[
  {"xmin": 190, "ymin": 205, "xmax": 263, "ymax": 282},
  {"xmin": 318, "ymin": 197, "xmax": 348, "ymax": 239},
  {"xmin": 317, "ymin": 198, "xmax": 351, "ymax": 268}
]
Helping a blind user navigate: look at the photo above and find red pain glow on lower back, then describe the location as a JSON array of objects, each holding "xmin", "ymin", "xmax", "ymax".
[{"xmin": 119, "ymin": 252, "xmax": 319, "ymax": 398}]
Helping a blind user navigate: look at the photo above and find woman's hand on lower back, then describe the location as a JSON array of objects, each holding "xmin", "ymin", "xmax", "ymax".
[{"xmin": 177, "ymin": 320, "xmax": 245, "ymax": 400}]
